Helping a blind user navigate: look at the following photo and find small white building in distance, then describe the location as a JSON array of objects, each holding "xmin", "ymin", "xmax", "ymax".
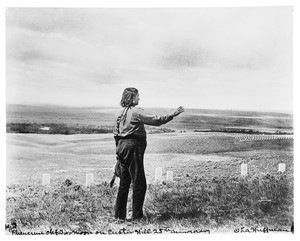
[{"xmin": 40, "ymin": 127, "xmax": 50, "ymax": 131}]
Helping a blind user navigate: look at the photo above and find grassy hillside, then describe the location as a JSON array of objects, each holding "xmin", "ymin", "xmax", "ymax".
[
  {"xmin": 6, "ymin": 132, "xmax": 293, "ymax": 234},
  {"xmin": 6, "ymin": 173, "xmax": 293, "ymax": 234},
  {"xmin": 6, "ymin": 133, "xmax": 293, "ymax": 184}
]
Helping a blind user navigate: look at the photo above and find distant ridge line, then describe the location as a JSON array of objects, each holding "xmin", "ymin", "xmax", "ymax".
[{"xmin": 6, "ymin": 104, "xmax": 293, "ymax": 115}]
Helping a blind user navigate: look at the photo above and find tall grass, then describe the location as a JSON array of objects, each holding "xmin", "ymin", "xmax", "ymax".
[
  {"xmin": 145, "ymin": 174, "xmax": 293, "ymax": 225},
  {"xmin": 6, "ymin": 173, "xmax": 293, "ymax": 234}
]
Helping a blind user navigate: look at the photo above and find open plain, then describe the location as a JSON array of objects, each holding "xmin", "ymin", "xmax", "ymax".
[{"xmin": 5, "ymin": 105, "xmax": 294, "ymax": 234}]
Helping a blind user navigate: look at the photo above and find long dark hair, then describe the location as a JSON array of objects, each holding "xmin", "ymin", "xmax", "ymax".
[{"xmin": 120, "ymin": 87, "xmax": 138, "ymax": 107}]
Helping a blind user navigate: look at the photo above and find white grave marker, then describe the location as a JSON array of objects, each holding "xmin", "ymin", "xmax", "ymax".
[
  {"xmin": 278, "ymin": 163, "xmax": 286, "ymax": 172},
  {"xmin": 241, "ymin": 163, "xmax": 248, "ymax": 176},
  {"xmin": 166, "ymin": 171, "xmax": 174, "ymax": 182},
  {"xmin": 86, "ymin": 173, "xmax": 94, "ymax": 186},
  {"xmin": 155, "ymin": 167, "xmax": 163, "ymax": 182},
  {"xmin": 42, "ymin": 173, "xmax": 50, "ymax": 185}
]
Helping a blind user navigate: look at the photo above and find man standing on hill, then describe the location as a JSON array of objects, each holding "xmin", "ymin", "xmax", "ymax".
[{"xmin": 113, "ymin": 87, "xmax": 184, "ymax": 222}]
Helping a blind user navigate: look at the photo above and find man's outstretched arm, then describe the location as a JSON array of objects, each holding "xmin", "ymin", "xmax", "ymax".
[{"xmin": 136, "ymin": 106, "xmax": 185, "ymax": 126}]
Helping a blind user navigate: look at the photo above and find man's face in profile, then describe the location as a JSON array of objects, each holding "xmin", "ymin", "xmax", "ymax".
[{"xmin": 133, "ymin": 93, "xmax": 140, "ymax": 106}]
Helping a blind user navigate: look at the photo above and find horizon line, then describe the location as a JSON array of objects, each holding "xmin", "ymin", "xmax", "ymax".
[{"xmin": 6, "ymin": 103, "xmax": 293, "ymax": 115}]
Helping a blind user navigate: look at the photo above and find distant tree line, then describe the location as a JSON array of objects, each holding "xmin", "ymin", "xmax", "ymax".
[
  {"xmin": 6, "ymin": 123, "xmax": 293, "ymax": 135},
  {"xmin": 6, "ymin": 123, "xmax": 113, "ymax": 135},
  {"xmin": 148, "ymin": 128, "xmax": 176, "ymax": 134}
]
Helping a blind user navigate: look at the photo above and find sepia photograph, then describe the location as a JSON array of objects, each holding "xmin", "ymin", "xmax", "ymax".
[{"xmin": 4, "ymin": 3, "xmax": 295, "ymax": 236}]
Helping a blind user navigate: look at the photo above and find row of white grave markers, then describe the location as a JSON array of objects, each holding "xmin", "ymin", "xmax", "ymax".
[
  {"xmin": 43, "ymin": 170, "xmax": 174, "ymax": 186},
  {"xmin": 42, "ymin": 173, "xmax": 95, "ymax": 187},
  {"xmin": 240, "ymin": 163, "xmax": 286, "ymax": 176},
  {"xmin": 42, "ymin": 170, "xmax": 173, "ymax": 186},
  {"xmin": 155, "ymin": 167, "xmax": 173, "ymax": 182},
  {"xmin": 41, "ymin": 163, "xmax": 286, "ymax": 185},
  {"xmin": 230, "ymin": 134, "xmax": 294, "ymax": 142}
]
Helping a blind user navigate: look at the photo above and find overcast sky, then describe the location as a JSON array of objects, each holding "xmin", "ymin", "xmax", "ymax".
[{"xmin": 6, "ymin": 7, "xmax": 293, "ymax": 111}]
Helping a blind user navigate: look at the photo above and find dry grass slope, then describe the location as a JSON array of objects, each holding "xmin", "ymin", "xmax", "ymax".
[{"xmin": 6, "ymin": 173, "xmax": 293, "ymax": 234}]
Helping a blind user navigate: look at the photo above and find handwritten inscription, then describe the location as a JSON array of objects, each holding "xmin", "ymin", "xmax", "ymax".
[
  {"xmin": 234, "ymin": 226, "xmax": 290, "ymax": 233},
  {"xmin": 6, "ymin": 225, "xmax": 210, "ymax": 235},
  {"xmin": 7, "ymin": 224, "xmax": 292, "ymax": 235}
]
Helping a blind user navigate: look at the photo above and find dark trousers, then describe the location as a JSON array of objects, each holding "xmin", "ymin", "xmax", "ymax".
[{"xmin": 115, "ymin": 138, "xmax": 147, "ymax": 220}]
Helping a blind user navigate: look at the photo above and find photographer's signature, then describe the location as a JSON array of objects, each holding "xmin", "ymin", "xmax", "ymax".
[{"xmin": 234, "ymin": 226, "xmax": 291, "ymax": 234}]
